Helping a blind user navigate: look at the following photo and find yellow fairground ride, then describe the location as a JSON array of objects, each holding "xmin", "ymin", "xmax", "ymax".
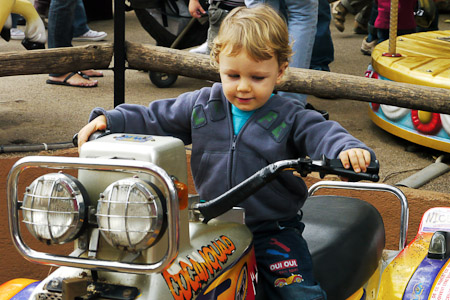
[{"xmin": 367, "ymin": 1, "xmax": 450, "ymax": 152}]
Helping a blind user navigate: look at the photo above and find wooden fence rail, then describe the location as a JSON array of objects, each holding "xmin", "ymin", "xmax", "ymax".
[{"xmin": 0, "ymin": 42, "xmax": 449, "ymax": 114}]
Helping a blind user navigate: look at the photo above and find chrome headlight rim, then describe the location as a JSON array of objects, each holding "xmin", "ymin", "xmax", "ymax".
[
  {"xmin": 22, "ymin": 172, "xmax": 88, "ymax": 244},
  {"xmin": 97, "ymin": 177, "xmax": 167, "ymax": 252}
]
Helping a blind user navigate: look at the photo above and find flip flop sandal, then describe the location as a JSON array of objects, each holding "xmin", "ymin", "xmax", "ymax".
[{"xmin": 46, "ymin": 72, "xmax": 98, "ymax": 88}]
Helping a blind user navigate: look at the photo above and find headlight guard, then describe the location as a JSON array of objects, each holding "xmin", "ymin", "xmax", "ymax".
[
  {"xmin": 97, "ymin": 177, "xmax": 166, "ymax": 252},
  {"xmin": 22, "ymin": 173, "xmax": 88, "ymax": 244}
]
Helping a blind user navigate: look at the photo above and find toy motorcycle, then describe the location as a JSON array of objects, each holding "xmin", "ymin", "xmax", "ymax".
[{"xmin": 1, "ymin": 133, "xmax": 446, "ymax": 300}]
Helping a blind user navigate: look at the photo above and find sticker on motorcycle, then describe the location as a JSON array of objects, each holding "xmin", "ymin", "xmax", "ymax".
[
  {"xmin": 162, "ymin": 235, "xmax": 236, "ymax": 300},
  {"xmin": 274, "ymin": 274, "xmax": 304, "ymax": 288},
  {"xmin": 113, "ymin": 134, "xmax": 155, "ymax": 143},
  {"xmin": 419, "ymin": 207, "xmax": 450, "ymax": 233}
]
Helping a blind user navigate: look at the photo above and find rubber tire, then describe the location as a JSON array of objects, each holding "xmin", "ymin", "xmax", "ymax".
[{"xmin": 149, "ymin": 71, "xmax": 178, "ymax": 88}]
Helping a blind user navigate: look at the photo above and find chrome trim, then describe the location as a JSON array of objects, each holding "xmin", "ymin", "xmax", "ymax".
[
  {"xmin": 308, "ymin": 181, "xmax": 409, "ymax": 250},
  {"xmin": 7, "ymin": 156, "xmax": 179, "ymax": 274}
]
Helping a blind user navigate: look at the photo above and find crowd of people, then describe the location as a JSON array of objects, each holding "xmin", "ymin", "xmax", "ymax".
[{"xmin": 8, "ymin": 0, "xmax": 107, "ymax": 87}]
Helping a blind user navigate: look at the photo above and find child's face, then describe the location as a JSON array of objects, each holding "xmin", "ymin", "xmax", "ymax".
[{"xmin": 219, "ymin": 50, "xmax": 287, "ymax": 111}]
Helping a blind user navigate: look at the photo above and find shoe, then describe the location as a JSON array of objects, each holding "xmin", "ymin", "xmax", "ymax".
[
  {"xmin": 361, "ymin": 37, "xmax": 377, "ymax": 56},
  {"xmin": 189, "ymin": 42, "xmax": 208, "ymax": 54},
  {"xmin": 305, "ymin": 103, "xmax": 330, "ymax": 120},
  {"xmin": 331, "ymin": 2, "xmax": 347, "ymax": 32},
  {"xmin": 10, "ymin": 28, "xmax": 25, "ymax": 40},
  {"xmin": 73, "ymin": 30, "xmax": 107, "ymax": 42},
  {"xmin": 353, "ymin": 21, "xmax": 368, "ymax": 34},
  {"xmin": 46, "ymin": 72, "xmax": 98, "ymax": 88}
]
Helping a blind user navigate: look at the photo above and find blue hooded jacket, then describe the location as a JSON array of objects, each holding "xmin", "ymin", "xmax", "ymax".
[{"xmin": 89, "ymin": 83, "xmax": 375, "ymax": 230}]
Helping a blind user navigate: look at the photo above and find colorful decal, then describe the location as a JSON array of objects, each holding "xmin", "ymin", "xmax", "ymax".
[
  {"xmin": 441, "ymin": 114, "xmax": 450, "ymax": 136},
  {"xmin": 0, "ymin": 279, "xmax": 39, "ymax": 300},
  {"xmin": 235, "ymin": 264, "xmax": 248, "ymax": 300},
  {"xmin": 419, "ymin": 208, "xmax": 450, "ymax": 234},
  {"xmin": 269, "ymin": 238, "xmax": 291, "ymax": 252},
  {"xmin": 113, "ymin": 134, "xmax": 154, "ymax": 142},
  {"xmin": 270, "ymin": 259, "xmax": 298, "ymax": 272},
  {"xmin": 163, "ymin": 235, "xmax": 236, "ymax": 300},
  {"xmin": 371, "ymin": 103, "xmax": 380, "ymax": 111},
  {"xmin": 411, "ymin": 110, "xmax": 442, "ymax": 135},
  {"xmin": 266, "ymin": 249, "xmax": 289, "ymax": 258},
  {"xmin": 200, "ymin": 245, "xmax": 258, "ymax": 300},
  {"xmin": 402, "ymin": 256, "xmax": 448, "ymax": 300},
  {"xmin": 381, "ymin": 105, "xmax": 410, "ymax": 121},
  {"xmin": 429, "ymin": 259, "xmax": 450, "ymax": 299},
  {"xmin": 274, "ymin": 274, "xmax": 304, "ymax": 288}
]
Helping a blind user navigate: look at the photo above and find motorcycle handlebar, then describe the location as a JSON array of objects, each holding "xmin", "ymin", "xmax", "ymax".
[
  {"xmin": 72, "ymin": 130, "xmax": 110, "ymax": 147},
  {"xmin": 196, "ymin": 156, "xmax": 379, "ymax": 223}
]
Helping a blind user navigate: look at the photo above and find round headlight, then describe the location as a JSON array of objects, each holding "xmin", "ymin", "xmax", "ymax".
[
  {"xmin": 97, "ymin": 177, "xmax": 166, "ymax": 252},
  {"xmin": 22, "ymin": 173, "xmax": 88, "ymax": 244}
]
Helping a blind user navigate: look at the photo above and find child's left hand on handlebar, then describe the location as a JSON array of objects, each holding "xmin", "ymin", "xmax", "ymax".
[
  {"xmin": 77, "ymin": 115, "xmax": 107, "ymax": 152},
  {"xmin": 339, "ymin": 148, "xmax": 371, "ymax": 173}
]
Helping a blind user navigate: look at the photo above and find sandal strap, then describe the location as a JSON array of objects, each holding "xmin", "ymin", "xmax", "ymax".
[{"xmin": 63, "ymin": 72, "xmax": 78, "ymax": 83}]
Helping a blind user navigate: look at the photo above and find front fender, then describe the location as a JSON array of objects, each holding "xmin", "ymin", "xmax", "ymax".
[{"xmin": 0, "ymin": 279, "xmax": 40, "ymax": 300}]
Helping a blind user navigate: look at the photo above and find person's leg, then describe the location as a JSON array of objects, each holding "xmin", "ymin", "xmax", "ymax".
[
  {"xmin": 47, "ymin": 0, "xmax": 97, "ymax": 86},
  {"xmin": 72, "ymin": 0, "xmax": 107, "ymax": 42},
  {"xmin": 355, "ymin": 1, "xmax": 371, "ymax": 30},
  {"xmin": 278, "ymin": 0, "xmax": 317, "ymax": 106},
  {"xmin": 10, "ymin": 13, "xmax": 25, "ymax": 40},
  {"xmin": 48, "ymin": 0, "xmax": 76, "ymax": 49},
  {"xmin": 333, "ymin": 0, "xmax": 371, "ymax": 32},
  {"xmin": 245, "ymin": 0, "xmax": 316, "ymax": 106},
  {"xmin": 72, "ymin": 0, "xmax": 90, "ymax": 37},
  {"xmin": 360, "ymin": 0, "xmax": 377, "ymax": 55},
  {"xmin": 253, "ymin": 217, "xmax": 327, "ymax": 300},
  {"xmin": 206, "ymin": 2, "xmax": 229, "ymax": 54},
  {"xmin": 310, "ymin": 0, "xmax": 334, "ymax": 72},
  {"xmin": 376, "ymin": 28, "xmax": 389, "ymax": 43}
]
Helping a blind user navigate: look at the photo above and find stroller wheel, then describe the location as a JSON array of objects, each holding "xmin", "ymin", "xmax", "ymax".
[{"xmin": 149, "ymin": 71, "xmax": 178, "ymax": 88}]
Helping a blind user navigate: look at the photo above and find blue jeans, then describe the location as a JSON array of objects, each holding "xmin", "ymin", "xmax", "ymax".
[
  {"xmin": 48, "ymin": 0, "xmax": 90, "ymax": 49},
  {"xmin": 245, "ymin": 0, "xmax": 318, "ymax": 107},
  {"xmin": 252, "ymin": 215, "xmax": 327, "ymax": 300},
  {"xmin": 310, "ymin": 0, "xmax": 333, "ymax": 72},
  {"xmin": 48, "ymin": 0, "xmax": 90, "ymax": 76},
  {"xmin": 73, "ymin": 0, "xmax": 90, "ymax": 37}
]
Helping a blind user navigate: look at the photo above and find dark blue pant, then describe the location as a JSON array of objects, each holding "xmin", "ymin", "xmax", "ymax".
[{"xmin": 253, "ymin": 215, "xmax": 327, "ymax": 300}]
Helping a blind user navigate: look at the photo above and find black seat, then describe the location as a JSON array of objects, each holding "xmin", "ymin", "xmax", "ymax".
[{"xmin": 302, "ymin": 195, "xmax": 385, "ymax": 300}]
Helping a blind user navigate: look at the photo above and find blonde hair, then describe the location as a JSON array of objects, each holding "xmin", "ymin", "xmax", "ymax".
[{"xmin": 211, "ymin": 5, "xmax": 292, "ymax": 68}]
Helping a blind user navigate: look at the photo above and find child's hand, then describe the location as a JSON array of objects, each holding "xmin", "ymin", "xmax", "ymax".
[
  {"xmin": 77, "ymin": 115, "xmax": 107, "ymax": 152},
  {"xmin": 339, "ymin": 148, "xmax": 371, "ymax": 173}
]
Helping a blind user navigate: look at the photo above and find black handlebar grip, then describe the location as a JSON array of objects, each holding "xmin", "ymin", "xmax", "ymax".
[
  {"xmin": 72, "ymin": 130, "xmax": 109, "ymax": 147},
  {"xmin": 325, "ymin": 158, "xmax": 379, "ymax": 182}
]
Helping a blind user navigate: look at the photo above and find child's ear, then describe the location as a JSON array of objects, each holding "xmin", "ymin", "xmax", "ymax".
[{"xmin": 276, "ymin": 62, "xmax": 289, "ymax": 84}]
